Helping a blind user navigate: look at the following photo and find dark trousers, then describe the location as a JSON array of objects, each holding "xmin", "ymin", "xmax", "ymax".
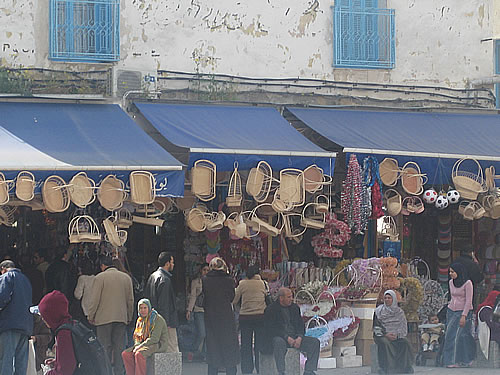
[
  {"xmin": 208, "ymin": 364, "xmax": 237, "ymax": 375},
  {"xmin": 240, "ymin": 317, "xmax": 263, "ymax": 374},
  {"xmin": 272, "ymin": 336, "xmax": 319, "ymax": 373},
  {"xmin": 97, "ymin": 322, "xmax": 126, "ymax": 375}
]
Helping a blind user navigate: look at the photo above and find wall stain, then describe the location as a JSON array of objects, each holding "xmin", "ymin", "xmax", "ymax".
[
  {"xmin": 289, "ymin": 0, "xmax": 321, "ymax": 38},
  {"xmin": 478, "ymin": 5, "xmax": 484, "ymax": 27}
]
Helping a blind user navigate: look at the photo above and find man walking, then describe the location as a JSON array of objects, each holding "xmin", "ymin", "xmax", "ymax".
[
  {"xmin": 144, "ymin": 251, "xmax": 179, "ymax": 352},
  {"xmin": 88, "ymin": 255, "xmax": 134, "ymax": 375},
  {"xmin": 0, "ymin": 260, "xmax": 33, "ymax": 375}
]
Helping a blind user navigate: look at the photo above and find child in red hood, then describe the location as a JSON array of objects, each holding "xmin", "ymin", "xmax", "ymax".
[{"xmin": 38, "ymin": 290, "xmax": 76, "ymax": 375}]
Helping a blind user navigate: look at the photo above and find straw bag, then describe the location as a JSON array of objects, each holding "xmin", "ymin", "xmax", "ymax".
[
  {"xmin": 379, "ymin": 158, "xmax": 400, "ymax": 187},
  {"xmin": 42, "ymin": 176, "xmax": 71, "ymax": 213},
  {"xmin": 103, "ymin": 216, "xmax": 128, "ymax": 247},
  {"xmin": 300, "ymin": 203, "xmax": 326, "ymax": 230},
  {"xmin": 226, "ymin": 164, "xmax": 242, "ymax": 207},
  {"xmin": 15, "ymin": 171, "xmax": 36, "ymax": 202},
  {"xmin": 279, "ymin": 169, "xmax": 305, "ymax": 208},
  {"xmin": 452, "ymin": 158, "xmax": 487, "ymax": 200},
  {"xmin": 205, "ymin": 211, "xmax": 226, "ymax": 232},
  {"xmin": 98, "ymin": 175, "xmax": 127, "ymax": 212},
  {"xmin": 191, "ymin": 160, "xmax": 216, "ymax": 201},
  {"xmin": 384, "ymin": 189, "xmax": 402, "ymax": 216},
  {"xmin": 315, "ymin": 195, "xmax": 329, "ymax": 214},
  {"xmin": 185, "ymin": 207, "xmax": 207, "ymax": 232},
  {"xmin": 0, "ymin": 206, "xmax": 16, "ymax": 226},
  {"xmin": 225, "ymin": 212, "xmax": 251, "ymax": 239},
  {"xmin": 0, "ymin": 173, "xmax": 13, "ymax": 205},
  {"xmin": 462, "ymin": 201, "xmax": 485, "ymax": 221},
  {"xmin": 482, "ymin": 195, "xmax": 500, "ymax": 220},
  {"xmin": 303, "ymin": 165, "xmax": 332, "ymax": 194},
  {"xmin": 401, "ymin": 161, "xmax": 427, "ymax": 195},
  {"xmin": 68, "ymin": 215, "xmax": 101, "ymax": 243},
  {"xmin": 115, "ymin": 208, "xmax": 133, "ymax": 229},
  {"xmin": 305, "ymin": 316, "xmax": 333, "ymax": 357},
  {"xmin": 69, "ymin": 172, "xmax": 96, "ymax": 208},
  {"xmin": 130, "ymin": 171, "xmax": 156, "ymax": 205},
  {"xmin": 246, "ymin": 161, "xmax": 274, "ymax": 202}
]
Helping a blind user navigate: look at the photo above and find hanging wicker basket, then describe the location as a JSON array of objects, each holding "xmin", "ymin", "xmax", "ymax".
[
  {"xmin": 226, "ymin": 163, "xmax": 242, "ymax": 207},
  {"xmin": 97, "ymin": 175, "xmax": 127, "ymax": 212},
  {"xmin": 246, "ymin": 161, "xmax": 274, "ymax": 202},
  {"xmin": 191, "ymin": 160, "xmax": 216, "ymax": 201},
  {"xmin": 115, "ymin": 208, "xmax": 133, "ymax": 229},
  {"xmin": 452, "ymin": 158, "xmax": 488, "ymax": 200},
  {"xmin": 130, "ymin": 170, "xmax": 157, "ymax": 205},
  {"xmin": 0, "ymin": 173, "xmax": 13, "ymax": 206},
  {"xmin": 69, "ymin": 172, "xmax": 96, "ymax": 208},
  {"xmin": 15, "ymin": 171, "xmax": 36, "ymax": 202},
  {"xmin": 68, "ymin": 215, "xmax": 101, "ymax": 243},
  {"xmin": 0, "ymin": 205, "xmax": 16, "ymax": 226},
  {"xmin": 279, "ymin": 168, "xmax": 305, "ymax": 208},
  {"xmin": 103, "ymin": 216, "xmax": 128, "ymax": 247},
  {"xmin": 42, "ymin": 175, "xmax": 71, "ymax": 213}
]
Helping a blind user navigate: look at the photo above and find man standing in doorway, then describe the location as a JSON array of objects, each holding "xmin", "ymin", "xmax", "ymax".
[
  {"xmin": 0, "ymin": 260, "xmax": 33, "ymax": 375},
  {"xmin": 144, "ymin": 251, "xmax": 179, "ymax": 352},
  {"xmin": 88, "ymin": 255, "xmax": 134, "ymax": 375}
]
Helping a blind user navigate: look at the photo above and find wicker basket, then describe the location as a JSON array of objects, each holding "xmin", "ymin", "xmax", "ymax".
[
  {"xmin": 68, "ymin": 215, "xmax": 101, "ymax": 243},
  {"xmin": 300, "ymin": 202, "xmax": 326, "ymax": 230},
  {"xmin": 226, "ymin": 163, "xmax": 242, "ymax": 207},
  {"xmin": 246, "ymin": 161, "xmax": 274, "ymax": 202},
  {"xmin": 15, "ymin": 171, "xmax": 36, "ymax": 202},
  {"xmin": 186, "ymin": 207, "xmax": 207, "ymax": 232},
  {"xmin": 130, "ymin": 171, "xmax": 156, "ymax": 205},
  {"xmin": 0, "ymin": 173, "xmax": 13, "ymax": 205},
  {"xmin": 191, "ymin": 159, "xmax": 216, "ymax": 201},
  {"xmin": 279, "ymin": 168, "xmax": 305, "ymax": 208},
  {"xmin": 452, "ymin": 158, "xmax": 488, "ymax": 200},
  {"xmin": 42, "ymin": 175, "xmax": 70, "ymax": 213},
  {"xmin": 98, "ymin": 175, "xmax": 127, "ymax": 212},
  {"xmin": 115, "ymin": 208, "xmax": 133, "ymax": 229},
  {"xmin": 0, "ymin": 206, "xmax": 16, "ymax": 226},
  {"xmin": 103, "ymin": 216, "xmax": 128, "ymax": 247},
  {"xmin": 69, "ymin": 172, "xmax": 96, "ymax": 208},
  {"xmin": 304, "ymin": 164, "xmax": 332, "ymax": 194},
  {"xmin": 332, "ymin": 306, "xmax": 359, "ymax": 348}
]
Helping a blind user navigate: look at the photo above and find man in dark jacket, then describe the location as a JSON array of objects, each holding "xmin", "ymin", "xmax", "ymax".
[
  {"xmin": 263, "ymin": 287, "xmax": 319, "ymax": 375},
  {"xmin": 144, "ymin": 251, "xmax": 179, "ymax": 352},
  {"xmin": 45, "ymin": 247, "xmax": 77, "ymax": 303},
  {"xmin": 0, "ymin": 260, "xmax": 33, "ymax": 375}
]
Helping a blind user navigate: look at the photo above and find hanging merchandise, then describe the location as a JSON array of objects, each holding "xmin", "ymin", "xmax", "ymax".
[
  {"xmin": 361, "ymin": 156, "xmax": 381, "ymax": 229},
  {"xmin": 435, "ymin": 193, "xmax": 449, "ymax": 210},
  {"xmin": 423, "ymin": 188, "xmax": 438, "ymax": 204},
  {"xmin": 370, "ymin": 180, "xmax": 384, "ymax": 219},
  {"xmin": 311, "ymin": 213, "xmax": 351, "ymax": 258},
  {"xmin": 341, "ymin": 154, "xmax": 363, "ymax": 234}
]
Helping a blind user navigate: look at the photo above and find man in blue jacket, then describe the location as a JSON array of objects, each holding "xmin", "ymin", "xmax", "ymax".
[{"xmin": 0, "ymin": 260, "xmax": 33, "ymax": 375}]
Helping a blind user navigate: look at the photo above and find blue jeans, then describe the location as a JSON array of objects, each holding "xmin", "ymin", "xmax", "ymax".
[
  {"xmin": 0, "ymin": 330, "xmax": 29, "ymax": 375},
  {"xmin": 443, "ymin": 309, "xmax": 476, "ymax": 366},
  {"xmin": 193, "ymin": 312, "xmax": 206, "ymax": 355}
]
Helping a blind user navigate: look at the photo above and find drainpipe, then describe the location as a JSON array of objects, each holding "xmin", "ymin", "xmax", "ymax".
[{"xmin": 470, "ymin": 76, "xmax": 500, "ymax": 86}]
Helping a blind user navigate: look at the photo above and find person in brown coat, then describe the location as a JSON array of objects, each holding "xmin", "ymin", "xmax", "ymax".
[{"xmin": 203, "ymin": 257, "xmax": 240, "ymax": 375}]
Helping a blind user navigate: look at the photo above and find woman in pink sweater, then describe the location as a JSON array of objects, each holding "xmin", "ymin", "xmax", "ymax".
[{"xmin": 442, "ymin": 262, "xmax": 476, "ymax": 368}]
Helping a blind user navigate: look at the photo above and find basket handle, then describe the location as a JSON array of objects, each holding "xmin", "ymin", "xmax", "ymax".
[
  {"xmin": 294, "ymin": 289, "xmax": 316, "ymax": 305},
  {"xmin": 336, "ymin": 305, "xmax": 355, "ymax": 321},
  {"xmin": 305, "ymin": 315, "xmax": 329, "ymax": 330}
]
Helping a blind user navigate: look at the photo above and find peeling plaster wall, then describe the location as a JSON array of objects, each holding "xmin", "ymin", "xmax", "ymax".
[{"xmin": 0, "ymin": 0, "xmax": 496, "ymax": 89}]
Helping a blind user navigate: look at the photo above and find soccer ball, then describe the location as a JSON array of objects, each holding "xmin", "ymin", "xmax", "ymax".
[
  {"xmin": 435, "ymin": 195, "xmax": 449, "ymax": 210},
  {"xmin": 423, "ymin": 189, "xmax": 438, "ymax": 204},
  {"xmin": 446, "ymin": 190, "xmax": 460, "ymax": 204}
]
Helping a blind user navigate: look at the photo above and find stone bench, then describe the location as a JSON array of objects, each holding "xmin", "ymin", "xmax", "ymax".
[
  {"xmin": 259, "ymin": 348, "xmax": 302, "ymax": 375},
  {"xmin": 146, "ymin": 352, "xmax": 182, "ymax": 375}
]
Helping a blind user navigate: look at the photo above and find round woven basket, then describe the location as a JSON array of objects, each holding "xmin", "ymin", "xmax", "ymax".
[
  {"xmin": 0, "ymin": 172, "xmax": 12, "ymax": 205},
  {"xmin": 42, "ymin": 175, "xmax": 70, "ymax": 213},
  {"xmin": 279, "ymin": 169, "xmax": 305, "ymax": 207},
  {"xmin": 15, "ymin": 171, "xmax": 36, "ymax": 202},
  {"xmin": 186, "ymin": 208, "xmax": 206, "ymax": 232},
  {"xmin": 452, "ymin": 158, "xmax": 487, "ymax": 200},
  {"xmin": 69, "ymin": 172, "xmax": 96, "ymax": 208},
  {"xmin": 130, "ymin": 170, "xmax": 156, "ymax": 205},
  {"xmin": 379, "ymin": 158, "xmax": 399, "ymax": 187},
  {"xmin": 304, "ymin": 164, "xmax": 324, "ymax": 193},
  {"xmin": 98, "ymin": 175, "xmax": 127, "ymax": 212},
  {"xmin": 246, "ymin": 161, "xmax": 273, "ymax": 202}
]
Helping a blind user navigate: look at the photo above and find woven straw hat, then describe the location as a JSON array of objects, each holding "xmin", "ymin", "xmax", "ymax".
[
  {"xmin": 130, "ymin": 171, "xmax": 156, "ymax": 205},
  {"xmin": 42, "ymin": 175, "xmax": 71, "ymax": 213},
  {"xmin": 379, "ymin": 158, "xmax": 399, "ymax": 187},
  {"xmin": 69, "ymin": 172, "xmax": 96, "ymax": 208},
  {"xmin": 0, "ymin": 173, "xmax": 12, "ymax": 205},
  {"xmin": 68, "ymin": 215, "xmax": 101, "ymax": 243},
  {"xmin": 191, "ymin": 160, "xmax": 216, "ymax": 201},
  {"xmin": 15, "ymin": 171, "xmax": 36, "ymax": 202},
  {"xmin": 98, "ymin": 175, "xmax": 127, "ymax": 212},
  {"xmin": 246, "ymin": 161, "xmax": 273, "ymax": 202}
]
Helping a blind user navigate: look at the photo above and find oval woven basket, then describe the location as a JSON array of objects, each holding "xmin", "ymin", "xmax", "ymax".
[
  {"xmin": 98, "ymin": 175, "xmax": 127, "ymax": 212},
  {"xmin": 15, "ymin": 171, "xmax": 36, "ymax": 202},
  {"xmin": 69, "ymin": 172, "xmax": 96, "ymax": 208},
  {"xmin": 42, "ymin": 175, "xmax": 70, "ymax": 213},
  {"xmin": 452, "ymin": 158, "xmax": 487, "ymax": 200},
  {"xmin": 0, "ymin": 172, "xmax": 12, "ymax": 205},
  {"xmin": 130, "ymin": 170, "xmax": 156, "ymax": 205}
]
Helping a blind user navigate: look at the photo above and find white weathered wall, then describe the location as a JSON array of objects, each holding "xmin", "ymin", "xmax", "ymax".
[{"xmin": 0, "ymin": 0, "xmax": 497, "ymax": 88}]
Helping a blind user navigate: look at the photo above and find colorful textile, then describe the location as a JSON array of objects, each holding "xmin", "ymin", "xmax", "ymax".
[
  {"xmin": 134, "ymin": 299, "xmax": 159, "ymax": 345},
  {"xmin": 342, "ymin": 154, "xmax": 363, "ymax": 234}
]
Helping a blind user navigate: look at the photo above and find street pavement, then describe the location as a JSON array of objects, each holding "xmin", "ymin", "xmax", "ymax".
[{"xmin": 181, "ymin": 362, "xmax": 500, "ymax": 375}]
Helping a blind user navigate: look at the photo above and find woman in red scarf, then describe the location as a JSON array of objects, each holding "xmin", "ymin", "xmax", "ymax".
[
  {"xmin": 477, "ymin": 288, "xmax": 500, "ymax": 359},
  {"xmin": 122, "ymin": 298, "xmax": 168, "ymax": 375}
]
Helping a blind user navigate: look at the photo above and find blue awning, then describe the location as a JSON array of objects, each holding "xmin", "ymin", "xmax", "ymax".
[
  {"xmin": 134, "ymin": 103, "xmax": 335, "ymax": 173},
  {"xmin": 0, "ymin": 102, "xmax": 185, "ymax": 196},
  {"xmin": 287, "ymin": 107, "xmax": 500, "ymax": 184}
]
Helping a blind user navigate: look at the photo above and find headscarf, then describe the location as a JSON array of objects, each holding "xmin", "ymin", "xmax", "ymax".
[
  {"xmin": 133, "ymin": 298, "xmax": 158, "ymax": 345},
  {"xmin": 477, "ymin": 290, "xmax": 500, "ymax": 314},
  {"xmin": 450, "ymin": 262, "xmax": 469, "ymax": 288},
  {"xmin": 375, "ymin": 290, "xmax": 407, "ymax": 337},
  {"xmin": 38, "ymin": 290, "xmax": 72, "ymax": 330}
]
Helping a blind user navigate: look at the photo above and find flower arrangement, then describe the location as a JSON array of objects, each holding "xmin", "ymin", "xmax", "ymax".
[
  {"xmin": 333, "ymin": 259, "xmax": 353, "ymax": 286},
  {"xmin": 398, "ymin": 277, "xmax": 424, "ymax": 322},
  {"xmin": 340, "ymin": 285, "xmax": 368, "ymax": 300},
  {"xmin": 351, "ymin": 257, "xmax": 381, "ymax": 290},
  {"xmin": 299, "ymin": 280, "xmax": 328, "ymax": 301},
  {"xmin": 311, "ymin": 213, "xmax": 351, "ymax": 258},
  {"xmin": 333, "ymin": 316, "xmax": 360, "ymax": 338}
]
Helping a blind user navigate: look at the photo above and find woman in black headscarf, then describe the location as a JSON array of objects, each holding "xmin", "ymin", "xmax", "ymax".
[
  {"xmin": 373, "ymin": 290, "xmax": 414, "ymax": 374},
  {"xmin": 442, "ymin": 262, "xmax": 476, "ymax": 368}
]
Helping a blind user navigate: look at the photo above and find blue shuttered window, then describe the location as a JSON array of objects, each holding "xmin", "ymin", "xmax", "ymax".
[
  {"xmin": 333, "ymin": 0, "xmax": 395, "ymax": 69},
  {"xmin": 49, "ymin": 0, "xmax": 119, "ymax": 62}
]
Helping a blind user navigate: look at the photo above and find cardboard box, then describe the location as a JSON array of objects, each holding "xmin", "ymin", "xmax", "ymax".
[
  {"xmin": 336, "ymin": 355, "xmax": 363, "ymax": 368},
  {"xmin": 331, "ymin": 345, "xmax": 356, "ymax": 358},
  {"xmin": 318, "ymin": 357, "xmax": 336, "ymax": 369},
  {"xmin": 356, "ymin": 318, "xmax": 373, "ymax": 340},
  {"xmin": 355, "ymin": 338, "xmax": 374, "ymax": 366}
]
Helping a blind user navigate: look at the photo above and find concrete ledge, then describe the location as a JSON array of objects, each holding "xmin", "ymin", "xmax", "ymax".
[
  {"xmin": 259, "ymin": 348, "xmax": 302, "ymax": 375},
  {"xmin": 147, "ymin": 352, "xmax": 182, "ymax": 375}
]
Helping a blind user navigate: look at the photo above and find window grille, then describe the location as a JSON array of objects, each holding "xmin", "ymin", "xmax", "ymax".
[
  {"xmin": 49, "ymin": 0, "xmax": 119, "ymax": 62},
  {"xmin": 333, "ymin": 0, "xmax": 395, "ymax": 69}
]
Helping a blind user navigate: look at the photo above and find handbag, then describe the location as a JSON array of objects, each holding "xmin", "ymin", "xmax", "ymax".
[
  {"xmin": 263, "ymin": 281, "xmax": 273, "ymax": 306},
  {"xmin": 195, "ymin": 291, "xmax": 205, "ymax": 308}
]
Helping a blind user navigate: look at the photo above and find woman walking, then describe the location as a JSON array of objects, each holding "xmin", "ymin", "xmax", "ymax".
[
  {"xmin": 442, "ymin": 262, "xmax": 476, "ymax": 368},
  {"xmin": 186, "ymin": 263, "xmax": 209, "ymax": 361},
  {"xmin": 203, "ymin": 257, "xmax": 240, "ymax": 375},
  {"xmin": 373, "ymin": 290, "xmax": 414, "ymax": 374},
  {"xmin": 233, "ymin": 264, "xmax": 267, "ymax": 374}
]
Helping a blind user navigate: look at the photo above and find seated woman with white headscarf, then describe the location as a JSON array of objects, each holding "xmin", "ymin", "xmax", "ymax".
[{"xmin": 373, "ymin": 290, "xmax": 414, "ymax": 374}]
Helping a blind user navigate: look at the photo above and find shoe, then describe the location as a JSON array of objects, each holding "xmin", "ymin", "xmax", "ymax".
[
  {"xmin": 446, "ymin": 364, "xmax": 461, "ymax": 368},
  {"xmin": 422, "ymin": 343, "xmax": 429, "ymax": 352},
  {"xmin": 428, "ymin": 343, "xmax": 434, "ymax": 352}
]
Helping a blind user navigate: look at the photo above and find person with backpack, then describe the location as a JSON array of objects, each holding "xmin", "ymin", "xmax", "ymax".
[
  {"xmin": 122, "ymin": 298, "xmax": 168, "ymax": 375},
  {"xmin": 38, "ymin": 290, "xmax": 76, "ymax": 375}
]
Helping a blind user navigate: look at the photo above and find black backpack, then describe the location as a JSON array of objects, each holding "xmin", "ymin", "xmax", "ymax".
[{"xmin": 55, "ymin": 320, "xmax": 113, "ymax": 375}]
